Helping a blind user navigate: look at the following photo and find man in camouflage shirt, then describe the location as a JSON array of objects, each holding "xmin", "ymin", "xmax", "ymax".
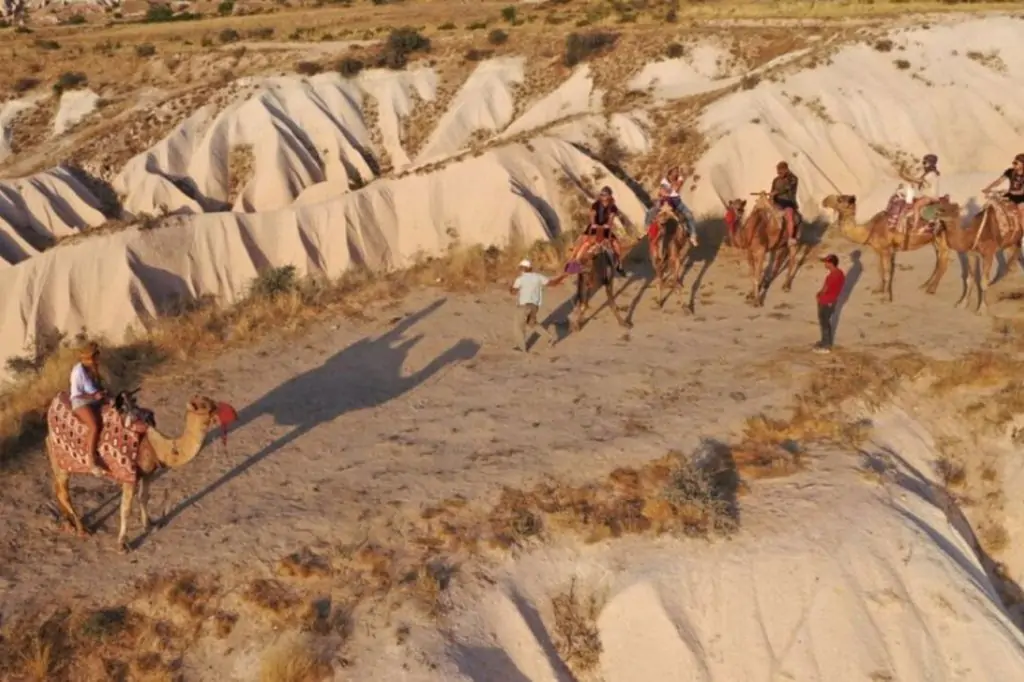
[{"xmin": 771, "ymin": 161, "xmax": 800, "ymax": 246}]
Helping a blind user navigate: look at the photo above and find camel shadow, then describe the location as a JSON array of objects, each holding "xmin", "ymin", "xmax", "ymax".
[
  {"xmin": 833, "ymin": 249, "xmax": 863, "ymax": 340},
  {"xmin": 130, "ymin": 298, "xmax": 479, "ymax": 548}
]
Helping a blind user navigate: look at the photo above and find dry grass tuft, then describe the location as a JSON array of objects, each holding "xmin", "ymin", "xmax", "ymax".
[
  {"xmin": 278, "ymin": 548, "xmax": 333, "ymax": 579},
  {"xmin": 259, "ymin": 633, "xmax": 332, "ymax": 682},
  {"xmin": 245, "ymin": 579, "xmax": 302, "ymax": 616},
  {"xmin": 550, "ymin": 578, "xmax": 604, "ymax": 675},
  {"xmin": 485, "ymin": 447, "xmax": 738, "ymax": 548}
]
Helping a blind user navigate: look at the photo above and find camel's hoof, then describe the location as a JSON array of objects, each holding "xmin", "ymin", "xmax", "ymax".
[
  {"xmin": 782, "ymin": 285, "xmax": 792, "ymax": 293},
  {"xmin": 118, "ymin": 540, "xmax": 131, "ymax": 554},
  {"xmin": 621, "ymin": 321, "xmax": 634, "ymax": 329}
]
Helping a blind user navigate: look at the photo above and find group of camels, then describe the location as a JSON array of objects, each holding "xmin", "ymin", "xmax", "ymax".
[
  {"xmin": 38, "ymin": 184, "xmax": 1023, "ymax": 554},
  {"xmin": 638, "ymin": 189, "xmax": 1023, "ymax": 314}
]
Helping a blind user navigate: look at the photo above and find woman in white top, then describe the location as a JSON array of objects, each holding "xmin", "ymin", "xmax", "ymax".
[
  {"xmin": 906, "ymin": 154, "xmax": 941, "ymax": 241},
  {"xmin": 70, "ymin": 341, "xmax": 107, "ymax": 475},
  {"xmin": 657, "ymin": 167, "xmax": 698, "ymax": 246}
]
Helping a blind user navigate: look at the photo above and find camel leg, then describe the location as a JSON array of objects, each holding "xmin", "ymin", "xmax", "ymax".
[
  {"xmin": 782, "ymin": 244, "xmax": 799, "ymax": 292},
  {"xmin": 654, "ymin": 257, "xmax": 666, "ymax": 308},
  {"xmin": 138, "ymin": 477, "xmax": 151, "ymax": 532},
  {"xmin": 924, "ymin": 234, "xmax": 950, "ymax": 295},
  {"xmin": 956, "ymin": 251, "xmax": 977, "ymax": 309},
  {"xmin": 978, "ymin": 251, "xmax": 997, "ymax": 315},
  {"xmin": 47, "ymin": 437, "xmax": 88, "ymax": 536},
  {"xmin": 117, "ymin": 483, "xmax": 135, "ymax": 553},
  {"xmin": 746, "ymin": 250, "xmax": 760, "ymax": 304},
  {"xmin": 871, "ymin": 249, "xmax": 887, "ymax": 296}
]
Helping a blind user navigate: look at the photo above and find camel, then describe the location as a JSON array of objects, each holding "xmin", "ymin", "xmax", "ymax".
[
  {"xmin": 648, "ymin": 201, "xmax": 695, "ymax": 308},
  {"xmin": 927, "ymin": 195, "xmax": 1024, "ymax": 313},
  {"xmin": 820, "ymin": 194, "xmax": 959, "ymax": 302},
  {"xmin": 45, "ymin": 392, "xmax": 236, "ymax": 552},
  {"xmin": 570, "ymin": 242, "xmax": 632, "ymax": 332},
  {"xmin": 724, "ymin": 192, "xmax": 805, "ymax": 307}
]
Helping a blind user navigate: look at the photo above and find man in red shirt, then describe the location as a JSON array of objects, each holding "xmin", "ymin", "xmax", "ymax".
[{"xmin": 815, "ymin": 254, "xmax": 846, "ymax": 354}]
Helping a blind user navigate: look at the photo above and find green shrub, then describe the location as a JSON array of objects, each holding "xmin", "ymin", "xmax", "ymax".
[{"xmin": 563, "ymin": 31, "xmax": 617, "ymax": 67}]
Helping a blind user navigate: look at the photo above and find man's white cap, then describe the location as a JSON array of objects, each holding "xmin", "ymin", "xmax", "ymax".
[{"xmin": 518, "ymin": 259, "xmax": 532, "ymax": 269}]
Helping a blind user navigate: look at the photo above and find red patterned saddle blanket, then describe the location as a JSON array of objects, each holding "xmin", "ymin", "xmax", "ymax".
[{"xmin": 47, "ymin": 392, "xmax": 149, "ymax": 484}]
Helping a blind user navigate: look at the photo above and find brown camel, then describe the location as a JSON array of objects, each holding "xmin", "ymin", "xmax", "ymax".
[
  {"xmin": 724, "ymin": 192, "xmax": 805, "ymax": 307},
  {"xmin": 928, "ymin": 196, "xmax": 1024, "ymax": 314},
  {"xmin": 570, "ymin": 241, "xmax": 632, "ymax": 332},
  {"xmin": 46, "ymin": 393, "xmax": 236, "ymax": 552},
  {"xmin": 820, "ymin": 194, "xmax": 959, "ymax": 302},
  {"xmin": 649, "ymin": 201, "xmax": 695, "ymax": 309}
]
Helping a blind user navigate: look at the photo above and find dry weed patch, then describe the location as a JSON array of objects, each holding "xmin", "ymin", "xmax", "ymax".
[{"xmin": 550, "ymin": 578, "xmax": 604, "ymax": 675}]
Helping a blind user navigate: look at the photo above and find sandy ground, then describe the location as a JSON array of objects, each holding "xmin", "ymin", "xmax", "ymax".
[{"xmin": 0, "ymin": 237, "xmax": 998, "ymax": 615}]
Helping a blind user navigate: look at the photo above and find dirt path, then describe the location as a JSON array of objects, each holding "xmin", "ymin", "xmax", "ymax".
[{"xmin": 0, "ymin": 243, "xmax": 1001, "ymax": 621}]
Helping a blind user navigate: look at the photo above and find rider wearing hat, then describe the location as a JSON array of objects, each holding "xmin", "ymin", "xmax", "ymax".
[
  {"xmin": 904, "ymin": 153, "xmax": 942, "ymax": 247},
  {"xmin": 70, "ymin": 341, "xmax": 107, "ymax": 476},
  {"xmin": 982, "ymin": 153, "xmax": 1024, "ymax": 238},
  {"xmin": 565, "ymin": 185, "xmax": 627, "ymax": 276}
]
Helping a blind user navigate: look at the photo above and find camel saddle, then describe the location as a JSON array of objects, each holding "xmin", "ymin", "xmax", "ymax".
[
  {"xmin": 989, "ymin": 198, "xmax": 1024, "ymax": 239},
  {"xmin": 885, "ymin": 194, "xmax": 951, "ymax": 235},
  {"xmin": 47, "ymin": 392, "xmax": 149, "ymax": 484}
]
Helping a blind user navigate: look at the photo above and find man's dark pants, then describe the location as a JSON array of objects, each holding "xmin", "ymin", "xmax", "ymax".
[{"xmin": 817, "ymin": 303, "xmax": 836, "ymax": 348}]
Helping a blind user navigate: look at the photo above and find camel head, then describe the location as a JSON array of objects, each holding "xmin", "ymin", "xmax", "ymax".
[
  {"xmin": 154, "ymin": 395, "xmax": 238, "ymax": 465},
  {"xmin": 822, "ymin": 194, "xmax": 856, "ymax": 213},
  {"xmin": 187, "ymin": 395, "xmax": 238, "ymax": 445},
  {"xmin": 724, "ymin": 198, "xmax": 747, "ymax": 230},
  {"xmin": 656, "ymin": 201, "xmax": 677, "ymax": 224}
]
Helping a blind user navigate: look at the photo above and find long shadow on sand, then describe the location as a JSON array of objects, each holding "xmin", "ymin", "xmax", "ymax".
[{"xmin": 131, "ymin": 298, "xmax": 480, "ymax": 548}]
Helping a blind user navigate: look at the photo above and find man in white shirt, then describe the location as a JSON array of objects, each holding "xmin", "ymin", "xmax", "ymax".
[{"xmin": 510, "ymin": 259, "xmax": 561, "ymax": 352}]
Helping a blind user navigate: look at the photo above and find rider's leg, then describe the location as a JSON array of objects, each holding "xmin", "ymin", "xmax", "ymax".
[
  {"xmin": 73, "ymin": 404, "xmax": 104, "ymax": 475},
  {"xmin": 785, "ymin": 208, "xmax": 796, "ymax": 244},
  {"xmin": 608, "ymin": 236, "xmax": 626, "ymax": 275}
]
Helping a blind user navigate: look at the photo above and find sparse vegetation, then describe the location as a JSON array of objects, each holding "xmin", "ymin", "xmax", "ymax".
[
  {"xmin": 219, "ymin": 28, "xmax": 241, "ymax": 44},
  {"xmin": 873, "ymin": 38, "xmax": 894, "ymax": 52},
  {"xmin": 488, "ymin": 28, "xmax": 509, "ymax": 45},
  {"xmin": 375, "ymin": 27, "xmax": 431, "ymax": 69},
  {"xmin": 135, "ymin": 43, "xmax": 157, "ymax": 58},
  {"xmin": 336, "ymin": 56, "xmax": 365, "ymax": 77},
  {"xmin": 551, "ymin": 579, "xmax": 604, "ymax": 675},
  {"xmin": 296, "ymin": 60, "xmax": 323, "ymax": 76},
  {"xmin": 563, "ymin": 30, "xmax": 618, "ymax": 67},
  {"xmin": 52, "ymin": 71, "xmax": 88, "ymax": 95},
  {"xmin": 894, "ymin": 59, "xmax": 911, "ymax": 70},
  {"xmin": 666, "ymin": 42, "xmax": 685, "ymax": 59}
]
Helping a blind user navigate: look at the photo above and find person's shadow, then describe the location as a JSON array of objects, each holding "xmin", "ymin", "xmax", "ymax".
[
  {"xmin": 834, "ymin": 249, "xmax": 863, "ymax": 340},
  {"xmin": 135, "ymin": 298, "xmax": 479, "ymax": 546}
]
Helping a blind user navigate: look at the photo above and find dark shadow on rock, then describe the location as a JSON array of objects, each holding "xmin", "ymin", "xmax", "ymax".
[
  {"xmin": 859, "ymin": 446, "xmax": 1024, "ymax": 636},
  {"xmin": 511, "ymin": 178, "xmax": 561, "ymax": 239},
  {"xmin": 131, "ymin": 298, "xmax": 479, "ymax": 547},
  {"xmin": 126, "ymin": 253, "xmax": 196, "ymax": 321},
  {"xmin": 507, "ymin": 590, "xmax": 580, "ymax": 682},
  {"xmin": 453, "ymin": 645, "xmax": 535, "ymax": 682}
]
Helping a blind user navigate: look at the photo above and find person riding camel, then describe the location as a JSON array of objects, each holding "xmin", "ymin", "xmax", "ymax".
[
  {"xmin": 770, "ymin": 161, "xmax": 799, "ymax": 246},
  {"xmin": 565, "ymin": 186, "xmax": 626, "ymax": 276},
  {"xmin": 657, "ymin": 167, "xmax": 699, "ymax": 247},
  {"xmin": 982, "ymin": 153, "xmax": 1024, "ymax": 242},
  {"xmin": 70, "ymin": 341, "xmax": 107, "ymax": 477},
  {"xmin": 903, "ymin": 154, "xmax": 942, "ymax": 249}
]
